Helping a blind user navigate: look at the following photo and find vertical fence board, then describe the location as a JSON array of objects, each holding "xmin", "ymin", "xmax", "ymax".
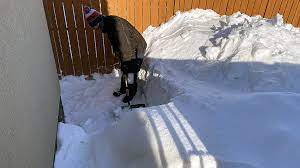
[
  {"xmin": 233, "ymin": 0, "xmax": 242, "ymax": 13},
  {"xmin": 251, "ymin": 0, "xmax": 261, "ymax": 15},
  {"xmin": 115, "ymin": 0, "xmax": 120, "ymax": 16},
  {"xmin": 219, "ymin": 0, "xmax": 229, "ymax": 15},
  {"xmin": 246, "ymin": 0, "xmax": 256, "ymax": 15},
  {"xmin": 103, "ymin": 34, "xmax": 115, "ymax": 72},
  {"xmin": 127, "ymin": 0, "xmax": 135, "ymax": 25},
  {"xmin": 86, "ymin": 35, "xmax": 97, "ymax": 74},
  {"xmin": 179, "ymin": 0, "xmax": 185, "ymax": 11},
  {"xmin": 43, "ymin": 0, "xmax": 54, "ymax": 33},
  {"xmin": 226, "ymin": 0, "xmax": 236, "ymax": 15},
  {"xmin": 101, "ymin": 0, "xmax": 115, "ymax": 73},
  {"xmin": 279, "ymin": 0, "xmax": 289, "ymax": 15},
  {"xmin": 199, "ymin": 0, "xmax": 207, "ymax": 9},
  {"xmin": 82, "ymin": 0, "xmax": 98, "ymax": 73},
  {"xmin": 185, "ymin": 0, "xmax": 193, "ymax": 11},
  {"xmin": 73, "ymin": 0, "xmax": 90, "ymax": 75},
  {"xmin": 258, "ymin": 0, "xmax": 269, "ymax": 16},
  {"xmin": 192, "ymin": 0, "xmax": 200, "ymax": 9},
  {"xmin": 49, "ymin": 1, "xmax": 62, "ymax": 76},
  {"xmin": 95, "ymin": 31, "xmax": 105, "ymax": 73},
  {"xmin": 240, "ymin": 0, "xmax": 249, "ymax": 14},
  {"xmin": 64, "ymin": 0, "xmax": 82, "ymax": 75},
  {"xmin": 292, "ymin": 2, "xmax": 300, "ymax": 26},
  {"xmin": 283, "ymin": 0, "xmax": 295, "ymax": 22},
  {"xmin": 174, "ymin": 0, "xmax": 180, "ymax": 13},
  {"xmin": 152, "ymin": 0, "xmax": 160, "ymax": 26},
  {"xmin": 287, "ymin": 0, "xmax": 299, "ymax": 23},
  {"xmin": 272, "ymin": 0, "xmax": 284, "ymax": 16},
  {"xmin": 100, "ymin": 0, "xmax": 108, "ymax": 15},
  {"xmin": 206, "ymin": 0, "xmax": 214, "ymax": 10},
  {"xmin": 49, "ymin": 1, "xmax": 65, "ymax": 75},
  {"xmin": 119, "ymin": 0, "xmax": 127, "ymax": 19},
  {"xmin": 102, "ymin": 0, "xmax": 117, "ymax": 15},
  {"xmin": 159, "ymin": 0, "xmax": 167, "ymax": 23},
  {"xmin": 43, "ymin": 0, "xmax": 61, "ymax": 75},
  {"xmin": 92, "ymin": 0, "xmax": 106, "ymax": 73},
  {"xmin": 136, "ymin": 0, "xmax": 143, "ymax": 31},
  {"xmin": 214, "ymin": 0, "xmax": 223, "ymax": 14},
  {"xmin": 143, "ymin": 0, "xmax": 151, "ymax": 30},
  {"xmin": 166, "ymin": 0, "xmax": 175, "ymax": 20},
  {"xmin": 265, "ymin": 0, "xmax": 277, "ymax": 18},
  {"xmin": 53, "ymin": 0, "xmax": 74, "ymax": 75}
]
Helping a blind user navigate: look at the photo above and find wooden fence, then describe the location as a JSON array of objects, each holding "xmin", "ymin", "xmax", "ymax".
[{"xmin": 43, "ymin": 0, "xmax": 300, "ymax": 77}]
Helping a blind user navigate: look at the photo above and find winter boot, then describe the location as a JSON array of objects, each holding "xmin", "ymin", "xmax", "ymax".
[
  {"xmin": 122, "ymin": 84, "xmax": 137, "ymax": 103},
  {"xmin": 122, "ymin": 94, "xmax": 134, "ymax": 103}
]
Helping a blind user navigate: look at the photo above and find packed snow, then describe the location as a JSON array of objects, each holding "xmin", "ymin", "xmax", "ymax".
[{"xmin": 55, "ymin": 9, "xmax": 300, "ymax": 168}]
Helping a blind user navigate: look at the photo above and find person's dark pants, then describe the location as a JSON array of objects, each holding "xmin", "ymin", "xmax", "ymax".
[
  {"xmin": 120, "ymin": 58, "xmax": 143, "ymax": 100},
  {"xmin": 120, "ymin": 73, "xmax": 138, "ymax": 97}
]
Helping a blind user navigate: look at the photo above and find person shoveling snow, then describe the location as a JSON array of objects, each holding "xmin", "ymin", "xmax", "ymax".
[{"xmin": 83, "ymin": 6, "xmax": 147, "ymax": 106}]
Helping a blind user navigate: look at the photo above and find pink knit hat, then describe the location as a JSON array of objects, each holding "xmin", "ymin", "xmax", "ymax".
[{"xmin": 83, "ymin": 6, "xmax": 102, "ymax": 28}]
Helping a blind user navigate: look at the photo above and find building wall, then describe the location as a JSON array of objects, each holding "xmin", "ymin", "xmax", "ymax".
[{"xmin": 0, "ymin": 0, "xmax": 60, "ymax": 167}]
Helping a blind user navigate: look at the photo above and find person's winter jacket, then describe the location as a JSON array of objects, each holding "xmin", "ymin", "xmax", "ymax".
[{"xmin": 101, "ymin": 15, "xmax": 147, "ymax": 62}]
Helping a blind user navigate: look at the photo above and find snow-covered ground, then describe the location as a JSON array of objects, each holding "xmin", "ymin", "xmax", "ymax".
[{"xmin": 55, "ymin": 9, "xmax": 300, "ymax": 168}]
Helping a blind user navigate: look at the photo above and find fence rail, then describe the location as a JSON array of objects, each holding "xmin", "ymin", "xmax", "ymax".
[{"xmin": 43, "ymin": 0, "xmax": 300, "ymax": 77}]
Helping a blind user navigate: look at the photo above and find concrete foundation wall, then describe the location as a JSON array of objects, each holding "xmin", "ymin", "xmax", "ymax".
[{"xmin": 0, "ymin": 0, "xmax": 60, "ymax": 167}]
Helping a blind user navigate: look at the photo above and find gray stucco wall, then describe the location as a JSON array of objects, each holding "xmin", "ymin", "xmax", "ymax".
[{"xmin": 0, "ymin": 0, "xmax": 60, "ymax": 167}]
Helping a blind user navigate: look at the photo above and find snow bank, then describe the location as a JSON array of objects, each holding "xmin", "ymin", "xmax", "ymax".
[
  {"xmin": 55, "ymin": 123, "xmax": 95, "ymax": 168},
  {"xmin": 144, "ymin": 10, "xmax": 300, "ymax": 93},
  {"xmin": 55, "ymin": 9, "xmax": 300, "ymax": 168}
]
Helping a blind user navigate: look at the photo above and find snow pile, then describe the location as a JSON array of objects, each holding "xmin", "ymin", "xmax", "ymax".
[
  {"xmin": 55, "ymin": 9, "xmax": 300, "ymax": 168},
  {"xmin": 55, "ymin": 123, "xmax": 95, "ymax": 167},
  {"xmin": 144, "ymin": 10, "xmax": 300, "ymax": 93}
]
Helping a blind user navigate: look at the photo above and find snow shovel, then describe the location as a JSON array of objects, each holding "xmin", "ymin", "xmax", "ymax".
[{"xmin": 121, "ymin": 102, "xmax": 146, "ymax": 109}]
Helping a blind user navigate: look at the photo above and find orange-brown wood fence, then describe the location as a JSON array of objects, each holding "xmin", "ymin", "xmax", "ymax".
[{"xmin": 43, "ymin": 0, "xmax": 300, "ymax": 77}]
